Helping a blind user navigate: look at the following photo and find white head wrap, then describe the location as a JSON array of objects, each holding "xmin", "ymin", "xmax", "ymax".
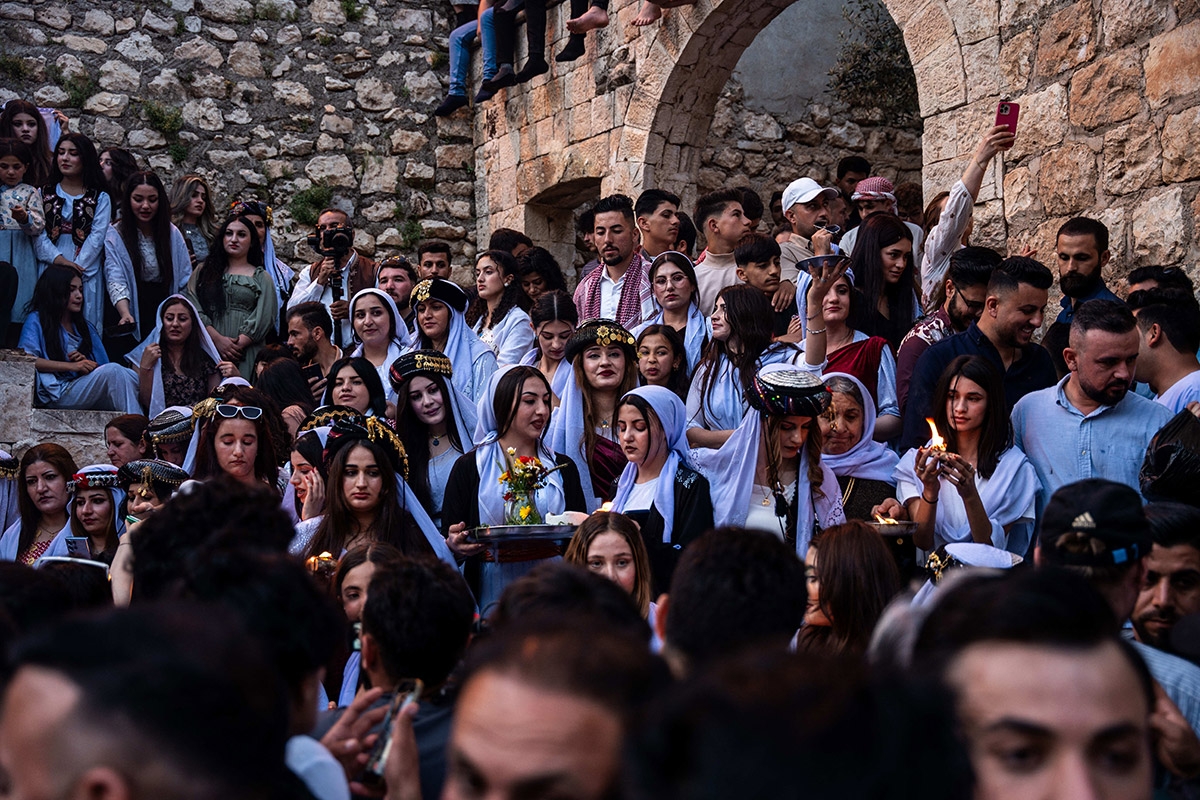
[
  {"xmin": 126, "ymin": 294, "xmax": 222, "ymax": 418},
  {"xmin": 609, "ymin": 386, "xmax": 692, "ymax": 543},
  {"xmin": 820, "ymin": 372, "xmax": 900, "ymax": 483}
]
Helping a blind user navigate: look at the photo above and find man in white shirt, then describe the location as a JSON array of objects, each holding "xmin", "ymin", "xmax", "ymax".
[
  {"xmin": 288, "ymin": 209, "xmax": 377, "ymax": 347},
  {"xmin": 1129, "ymin": 287, "xmax": 1200, "ymax": 413},
  {"xmin": 572, "ymin": 194, "xmax": 654, "ymax": 327}
]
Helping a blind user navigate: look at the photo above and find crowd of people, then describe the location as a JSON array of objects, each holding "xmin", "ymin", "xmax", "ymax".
[{"xmin": 3, "ymin": 96, "xmax": 1200, "ymax": 800}]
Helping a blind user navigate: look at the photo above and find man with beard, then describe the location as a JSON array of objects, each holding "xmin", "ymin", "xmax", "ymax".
[
  {"xmin": 1056, "ymin": 217, "xmax": 1121, "ymax": 324},
  {"xmin": 572, "ymin": 193, "xmax": 656, "ymax": 328},
  {"xmin": 1134, "ymin": 502, "xmax": 1200, "ymax": 657},
  {"xmin": 901, "ymin": 257, "xmax": 1057, "ymax": 451},
  {"xmin": 285, "ymin": 301, "xmax": 343, "ymax": 402},
  {"xmin": 1013, "ymin": 300, "xmax": 1172, "ymax": 516},
  {"xmin": 377, "ymin": 256, "xmax": 419, "ymax": 334},
  {"xmin": 896, "ymin": 246, "xmax": 999, "ymax": 411}
]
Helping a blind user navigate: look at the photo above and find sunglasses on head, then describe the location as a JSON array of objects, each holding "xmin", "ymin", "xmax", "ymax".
[{"xmin": 215, "ymin": 404, "xmax": 263, "ymax": 420}]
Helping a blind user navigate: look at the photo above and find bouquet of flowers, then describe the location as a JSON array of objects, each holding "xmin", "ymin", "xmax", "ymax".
[{"xmin": 498, "ymin": 447, "xmax": 563, "ymax": 525}]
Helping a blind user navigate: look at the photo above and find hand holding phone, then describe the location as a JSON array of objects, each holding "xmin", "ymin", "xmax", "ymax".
[
  {"xmin": 65, "ymin": 536, "xmax": 93, "ymax": 559},
  {"xmin": 995, "ymin": 101, "xmax": 1020, "ymax": 138}
]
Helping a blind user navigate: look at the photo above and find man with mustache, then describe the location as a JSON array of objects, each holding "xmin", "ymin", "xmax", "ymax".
[
  {"xmin": 1012, "ymin": 299, "xmax": 1173, "ymax": 517},
  {"xmin": 900, "ymin": 257, "xmax": 1058, "ymax": 451},
  {"xmin": 1056, "ymin": 217, "xmax": 1122, "ymax": 324},
  {"xmin": 1134, "ymin": 503, "xmax": 1200, "ymax": 657}
]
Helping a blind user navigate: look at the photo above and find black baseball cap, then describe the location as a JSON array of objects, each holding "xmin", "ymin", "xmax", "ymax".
[{"xmin": 1038, "ymin": 479, "xmax": 1150, "ymax": 567}]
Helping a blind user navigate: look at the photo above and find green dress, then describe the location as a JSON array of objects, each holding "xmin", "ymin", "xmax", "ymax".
[{"xmin": 187, "ymin": 268, "xmax": 278, "ymax": 380}]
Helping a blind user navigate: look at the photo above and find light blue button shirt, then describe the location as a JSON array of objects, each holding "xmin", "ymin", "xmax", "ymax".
[{"xmin": 1011, "ymin": 376, "xmax": 1173, "ymax": 516}]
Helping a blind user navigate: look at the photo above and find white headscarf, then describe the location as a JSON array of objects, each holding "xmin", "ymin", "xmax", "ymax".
[
  {"xmin": 691, "ymin": 364, "xmax": 845, "ymax": 557},
  {"xmin": 820, "ymin": 372, "xmax": 900, "ymax": 484},
  {"xmin": 126, "ymin": 295, "xmax": 223, "ymax": 419},
  {"xmin": 349, "ymin": 288, "xmax": 415, "ymax": 404},
  {"xmin": 419, "ymin": 299, "xmax": 496, "ymax": 403},
  {"xmin": 473, "ymin": 366, "xmax": 567, "ymax": 526},
  {"xmin": 610, "ymin": 386, "xmax": 692, "ymax": 543},
  {"xmin": 546, "ymin": 357, "xmax": 600, "ymax": 512},
  {"xmin": 70, "ymin": 464, "xmax": 128, "ymax": 538}
]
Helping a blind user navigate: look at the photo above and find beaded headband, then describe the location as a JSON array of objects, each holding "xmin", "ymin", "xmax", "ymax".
[
  {"xmin": 146, "ymin": 408, "xmax": 196, "ymax": 443},
  {"xmin": 69, "ymin": 471, "xmax": 122, "ymax": 492},
  {"xmin": 325, "ymin": 416, "xmax": 410, "ymax": 480},
  {"xmin": 0, "ymin": 454, "xmax": 18, "ymax": 480},
  {"xmin": 564, "ymin": 319, "xmax": 637, "ymax": 363},
  {"xmin": 747, "ymin": 369, "xmax": 831, "ymax": 418},
  {"xmin": 229, "ymin": 199, "xmax": 272, "ymax": 227},
  {"xmin": 298, "ymin": 405, "xmax": 366, "ymax": 435},
  {"xmin": 389, "ymin": 350, "xmax": 454, "ymax": 389},
  {"xmin": 117, "ymin": 459, "xmax": 190, "ymax": 493}
]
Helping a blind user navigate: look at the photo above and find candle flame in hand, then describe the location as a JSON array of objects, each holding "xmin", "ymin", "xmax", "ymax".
[
  {"xmin": 873, "ymin": 513, "xmax": 898, "ymax": 525},
  {"xmin": 926, "ymin": 418, "xmax": 946, "ymax": 451}
]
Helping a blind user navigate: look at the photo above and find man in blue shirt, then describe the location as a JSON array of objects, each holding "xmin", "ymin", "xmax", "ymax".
[
  {"xmin": 1056, "ymin": 217, "xmax": 1122, "ymax": 324},
  {"xmin": 1013, "ymin": 300, "xmax": 1173, "ymax": 516},
  {"xmin": 901, "ymin": 257, "xmax": 1057, "ymax": 451}
]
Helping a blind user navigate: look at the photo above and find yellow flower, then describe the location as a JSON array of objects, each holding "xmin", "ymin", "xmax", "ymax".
[{"xmin": 520, "ymin": 506, "xmax": 531, "ymax": 520}]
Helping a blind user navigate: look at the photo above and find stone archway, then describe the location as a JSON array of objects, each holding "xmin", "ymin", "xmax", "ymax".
[{"xmin": 475, "ymin": 0, "xmax": 1200, "ymax": 279}]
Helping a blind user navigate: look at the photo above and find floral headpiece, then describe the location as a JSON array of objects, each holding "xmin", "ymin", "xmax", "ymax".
[
  {"xmin": 564, "ymin": 319, "xmax": 637, "ymax": 363},
  {"xmin": 410, "ymin": 278, "xmax": 468, "ymax": 313}
]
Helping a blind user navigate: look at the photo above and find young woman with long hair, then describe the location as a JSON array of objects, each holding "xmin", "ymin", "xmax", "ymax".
[
  {"xmin": 686, "ymin": 260, "xmax": 840, "ymax": 449},
  {"xmin": 67, "ymin": 464, "xmax": 126, "ymax": 565},
  {"xmin": 634, "ymin": 251, "xmax": 709, "ymax": 377},
  {"xmin": 321, "ymin": 356, "xmax": 388, "ymax": 419},
  {"xmin": 564, "ymin": 511, "xmax": 654, "ymax": 619},
  {"xmin": 851, "ymin": 213, "xmax": 917, "ymax": 352},
  {"xmin": 128, "ymin": 294, "xmax": 234, "ymax": 417},
  {"xmin": 810, "ymin": 271, "xmax": 901, "ymax": 441},
  {"xmin": 228, "ymin": 199, "xmax": 292, "ymax": 322},
  {"xmin": 34, "ymin": 132, "xmax": 111, "ymax": 334},
  {"xmin": 694, "ymin": 365, "xmax": 846, "ymax": 557},
  {"xmin": 1, "ymin": 100, "xmax": 53, "ymax": 187},
  {"xmin": 389, "ymin": 350, "xmax": 478, "ymax": 530},
  {"xmin": 19, "ymin": 265, "xmax": 140, "ymax": 412},
  {"xmin": 169, "ymin": 173, "xmax": 218, "ymax": 264},
  {"xmin": 515, "ymin": 246, "xmax": 568, "ymax": 305},
  {"xmin": 0, "ymin": 138, "xmax": 45, "ymax": 333},
  {"xmin": 548, "ymin": 320, "xmax": 640, "ymax": 508},
  {"xmin": 895, "ymin": 355, "xmax": 1038, "ymax": 554},
  {"xmin": 443, "ymin": 365, "xmax": 588, "ymax": 611},
  {"xmin": 288, "ymin": 429, "xmax": 328, "ymax": 523},
  {"xmin": 609, "ymin": 386, "xmax": 713, "ymax": 593},
  {"xmin": 348, "ymin": 287, "xmax": 411, "ymax": 408},
  {"xmin": 636, "ymin": 324, "xmax": 688, "ymax": 399},
  {"xmin": 796, "ymin": 521, "xmax": 901, "ymax": 657},
  {"xmin": 291, "ymin": 417, "xmax": 455, "ymax": 566},
  {"xmin": 186, "ymin": 214, "xmax": 278, "ymax": 379},
  {"xmin": 520, "ymin": 289, "xmax": 577, "ymax": 402},
  {"xmin": 0, "ymin": 442, "xmax": 78, "ymax": 564},
  {"xmin": 193, "ymin": 402, "xmax": 280, "ymax": 489},
  {"xmin": 410, "ymin": 277, "xmax": 497, "ymax": 403},
  {"xmin": 467, "ymin": 249, "xmax": 534, "ymax": 366}
]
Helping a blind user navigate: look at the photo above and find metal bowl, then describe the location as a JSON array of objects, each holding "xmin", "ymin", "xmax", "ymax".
[
  {"xmin": 865, "ymin": 520, "xmax": 918, "ymax": 537},
  {"xmin": 795, "ymin": 254, "xmax": 852, "ymax": 274},
  {"xmin": 468, "ymin": 524, "xmax": 578, "ymax": 543}
]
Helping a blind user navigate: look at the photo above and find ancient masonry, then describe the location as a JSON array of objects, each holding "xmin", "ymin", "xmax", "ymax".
[{"xmin": 0, "ymin": 0, "xmax": 478, "ymax": 275}]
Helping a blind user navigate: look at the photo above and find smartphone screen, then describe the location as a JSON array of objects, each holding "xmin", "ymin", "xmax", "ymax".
[{"xmin": 995, "ymin": 101, "xmax": 1020, "ymax": 135}]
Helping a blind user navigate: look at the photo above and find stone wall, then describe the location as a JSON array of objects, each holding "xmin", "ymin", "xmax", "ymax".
[
  {"xmin": 0, "ymin": 350, "xmax": 111, "ymax": 465},
  {"xmin": 0, "ymin": 0, "xmax": 477, "ymax": 269}
]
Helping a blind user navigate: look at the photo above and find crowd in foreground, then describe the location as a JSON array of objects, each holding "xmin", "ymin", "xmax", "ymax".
[{"xmin": 4, "ymin": 100, "xmax": 1200, "ymax": 798}]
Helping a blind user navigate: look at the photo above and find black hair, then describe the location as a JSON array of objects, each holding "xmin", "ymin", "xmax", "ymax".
[
  {"xmin": 576, "ymin": 208, "xmax": 595, "ymax": 236},
  {"xmin": 0, "ymin": 137, "xmax": 32, "ymax": 167},
  {"xmin": 130, "ymin": 478, "xmax": 296, "ymax": 601},
  {"xmin": 493, "ymin": 365, "xmax": 552, "ymax": 438},
  {"xmin": 377, "ymin": 255, "xmax": 419, "ymax": 284},
  {"xmin": 101, "ymin": 148, "xmax": 139, "ymax": 202},
  {"xmin": 649, "ymin": 251, "xmax": 701, "ymax": 308},
  {"xmin": 529, "ymin": 288, "xmax": 579, "ymax": 329},
  {"xmin": 361, "ymin": 556, "xmax": 475, "ymax": 688},
  {"xmin": 734, "ymin": 186, "xmax": 764, "ymax": 222},
  {"xmin": 1041, "ymin": 320, "xmax": 1071, "ymax": 379},
  {"xmin": 592, "ymin": 193, "xmax": 636, "ymax": 224},
  {"xmin": 105, "ymin": 414, "xmax": 150, "ymax": 454},
  {"xmin": 1070, "ymin": 298, "xmax": 1136, "ymax": 339},
  {"xmin": 466, "ymin": 248, "xmax": 528, "ymax": 328},
  {"xmin": 912, "ymin": 568, "xmax": 1155, "ymax": 711},
  {"xmin": 322, "ymin": 356, "xmax": 389, "ymax": 418},
  {"xmin": 626, "ymin": 649, "xmax": 974, "ymax": 800},
  {"xmin": 894, "ymin": 180, "xmax": 924, "ymax": 217},
  {"xmin": 851, "ymin": 213, "xmax": 916, "ymax": 347},
  {"xmin": 637, "ymin": 324, "xmax": 689, "ymax": 399},
  {"xmin": 195, "ymin": 215, "xmax": 263, "ymax": 318},
  {"xmin": 117, "ymin": 171, "xmax": 177, "ymax": 295},
  {"xmin": 7, "ymin": 604, "xmax": 298, "ymax": 799},
  {"xmin": 516, "ymin": 246, "xmax": 569, "ymax": 294},
  {"xmin": 634, "ymin": 188, "xmax": 681, "ymax": 219},
  {"xmin": 674, "ymin": 211, "xmax": 697, "ymax": 257},
  {"xmin": 179, "ymin": 551, "xmax": 343, "ymax": 705},
  {"xmin": 837, "ymin": 156, "xmax": 871, "ymax": 179},
  {"xmin": 1146, "ymin": 502, "xmax": 1200, "ymax": 550},
  {"xmin": 931, "ymin": 355, "xmax": 1009, "ymax": 479},
  {"xmin": 947, "ymin": 245, "xmax": 1001, "ymax": 289},
  {"xmin": 694, "ymin": 285, "xmax": 775, "ymax": 426},
  {"xmin": 487, "ymin": 227, "xmax": 533, "ymax": 253},
  {"xmin": 1127, "ymin": 265, "xmax": 1195, "ymax": 292},
  {"xmin": 986, "ymin": 255, "xmax": 1054, "ymax": 296},
  {"xmin": 158, "ymin": 296, "xmax": 216, "ymax": 379},
  {"xmin": 1129, "ymin": 288, "xmax": 1200, "ymax": 354},
  {"xmin": 416, "ymin": 239, "xmax": 452, "ymax": 259},
  {"xmin": 27, "ymin": 264, "xmax": 92, "ymax": 361},
  {"xmin": 256, "ymin": 358, "xmax": 317, "ymax": 416},
  {"xmin": 48, "ymin": 132, "xmax": 106, "ymax": 192},
  {"xmin": 252, "ymin": 342, "xmax": 296, "ymax": 373},
  {"xmin": 0, "ymin": 562, "xmax": 72, "ymax": 635},
  {"xmin": 394, "ymin": 370, "xmax": 464, "ymax": 512},
  {"xmin": 733, "ymin": 232, "xmax": 781, "ymax": 267},
  {"xmin": 1057, "ymin": 216, "xmax": 1110, "ymax": 252},
  {"xmin": 664, "ymin": 527, "xmax": 805, "ymax": 667},
  {"xmin": 287, "ymin": 300, "xmax": 334, "ymax": 340},
  {"xmin": 0, "ymin": 100, "xmax": 51, "ymax": 184},
  {"xmin": 693, "ymin": 188, "xmax": 742, "ymax": 231},
  {"xmin": 490, "ymin": 561, "xmax": 651, "ymax": 643}
]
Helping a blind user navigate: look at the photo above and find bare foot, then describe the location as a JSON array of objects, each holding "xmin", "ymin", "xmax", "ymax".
[
  {"xmin": 631, "ymin": 1, "xmax": 662, "ymax": 26},
  {"xmin": 566, "ymin": 5, "xmax": 609, "ymax": 33}
]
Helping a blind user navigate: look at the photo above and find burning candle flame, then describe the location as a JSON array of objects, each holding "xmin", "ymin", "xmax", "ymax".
[
  {"xmin": 599, "ymin": 502, "xmax": 613, "ymax": 513},
  {"xmin": 926, "ymin": 417, "xmax": 946, "ymax": 451},
  {"xmin": 873, "ymin": 513, "xmax": 898, "ymax": 525}
]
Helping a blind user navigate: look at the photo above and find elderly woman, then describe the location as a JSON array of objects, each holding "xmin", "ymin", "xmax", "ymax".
[
  {"xmin": 693, "ymin": 365, "xmax": 845, "ymax": 557},
  {"xmin": 818, "ymin": 373, "xmax": 900, "ymax": 520}
]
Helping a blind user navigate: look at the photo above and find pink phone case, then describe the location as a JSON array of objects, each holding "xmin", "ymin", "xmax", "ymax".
[{"xmin": 995, "ymin": 101, "xmax": 1020, "ymax": 134}]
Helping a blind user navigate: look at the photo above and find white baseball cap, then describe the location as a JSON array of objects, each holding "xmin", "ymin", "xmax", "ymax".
[{"xmin": 781, "ymin": 178, "xmax": 839, "ymax": 211}]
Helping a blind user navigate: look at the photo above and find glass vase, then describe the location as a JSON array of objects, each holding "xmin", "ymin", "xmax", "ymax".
[{"xmin": 503, "ymin": 490, "xmax": 543, "ymax": 525}]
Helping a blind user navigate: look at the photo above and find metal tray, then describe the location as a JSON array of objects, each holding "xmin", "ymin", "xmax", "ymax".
[
  {"xmin": 865, "ymin": 520, "xmax": 918, "ymax": 537},
  {"xmin": 468, "ymin": 524, "xmax": 578, "ymax": 543}
]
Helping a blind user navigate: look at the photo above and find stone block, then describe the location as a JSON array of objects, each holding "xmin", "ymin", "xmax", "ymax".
[
  {"xmin": 273, "ymin": 81, "xmax": 314, "ymax": 107},
  {"xmin": 208, "ymin": 25, "xmax": 238, "ymax": 42},
  {"xmin": 390, "ymin": 129, "xmax": 428, "ymax": 154},
  {"xmin": 1037, "ymin": 142, "xmax": 1097, "ymax": 215},
  {"xmin": 0, "ymin": 352, "xmax": 36, "ymax": 445},
  {"xmin": 392, "ymin": 8, "xmax": 432, "ymax": 32},
  {"xmin": 34, "ymin": 86, "xmax": 70, "ymax": 107},
  {"xmin": 420, "ymin": 219, "xmax": 466, "ymax": 239},
  {"xmin": 141, "ymin": 10, "xmax": 176, "ymax": 35},
  {"xmin": 91, "ymin": 118, "xmax": 125, "ymax": 146},
  {"xmin": 320, "ymin": 113, "xmax": 353, "ymax": 135},
  {"xmin": 946, "ymin": 0, "xmax": 997, "ymax": 45},
  {"xmin": 228, "ymin": 42, "xmax": 264, "ymax": 78},
  {"xmin": 915, "ymin": 40, "xmax": 967, "ymax": 116},
  {"xmin": 316, "ymin": 133, "xmax": 344, "ymax": 151},
  {"xmin": 183, "ymin": 98, "xmax": 225, "ymax": 130},
  {"xmin": 28, "ymin": 408, "xmax": 113, "ymax": 467},
  {"xmin": 59, "ymin": 35, "xmax": 108, "ymax": 54},
  {"xmin": 963, "ymin": 36, "xmax": 1000, "ymax": 103},
  {"xmin": 1035, "ymin": 1, "xmax": 1095, "ymax": 78},
  {"xmin": 127, "ymin": 129, "xmax": 166, "ymax": 148},
  {"xmin": 355, "ymin": 77, "xmax": 396, "ymax": 111},
  {"xmin": 37, "ymin": 5, "xmax": 72, "ymax": 30},
  {"xmin": 1145, "ymin": 22, "xmax": 1200, "ymax": 108},
  {"xmin": 305, "ymin": 154, "xmax": 356, "ymax": 187},
  {"xmin": 743, "ymin": 112, "xmax": 783, "ymax": 141},
  {"xmin": 904, "ymin": 2, "xmax": 957, "ymax": 64},
  {"xmin": 0, "ymin": 3, "xmax": 33, "ymax": 21},
  {"xmin": 209, "ymin": 149, "xmax": 249, "ymax": 168},
  {"xmin": 1102, "ymin": 119, "xmax": 1162, "ymax": 194},
  {"xmin": 147, "ymin": 70, "xmax": 186, "ymax": 102},
  {"xmin": 999, "ymin": 27, "xmax": 1035, "ymax": 94},
  {"xmin": 84, "ymin": 92, "xmax": 129, "ymax": 117},
  {"xmin": 402, "ymin": 71, "xmax": 441, "ymax": 105},
  {"xmin": 98, "ymin": 61, "xmax": 141, "ymax": 93},
  {"xmin": 81, "ymin": 9, "xmax": 115, "ymax": 34},
  {"xmin": 190, "ymin": 72, "xmax": 228, "ymax": 98},
  {"xmin": 1162, "ymin": 107, "xmax": 1200, "ymax": 183},
  {"xmin": 55, "ymin": 54, "xmax": 88, "ymax": 81},
  {"xmin": 360, "ymin": 156, "xmax": 399, "ymax": 194},
  {"xmin": 175, "ymin": 37, "xmax": 224, "ymax": 67},
  {"xmin": 1132, "ymin": 187, "xmax": 1186, "ymax": 265},
  {"xmin": 278, "ymin": 24, "xmax": 302, "ymax": 46},
  {"xmin": 197, "ymin": 0, "xmax": 252, "ymax": 23},
  {"xmin": 1101, "ymin": 0, "xmax": 1164, "ymax": 47},
  {"xmin": 435, "ymin": 145, "xmax": 472, "ymax": 169},
  {"xmin": 1068, "ymin": 49, "xmax": 1143, "ymax": 129},
  {"xmin": 404, "ymin": 161, "xmax": 435, "ymax": 186},
  {"xmin": 1002, "ymin": 164, "xmax": 1040, "ymax": 220}
]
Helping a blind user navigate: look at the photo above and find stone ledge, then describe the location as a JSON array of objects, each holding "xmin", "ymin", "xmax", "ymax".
[{"xmin": 0, "ymin": 349, "xmax": 111, "ymax": 466}]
